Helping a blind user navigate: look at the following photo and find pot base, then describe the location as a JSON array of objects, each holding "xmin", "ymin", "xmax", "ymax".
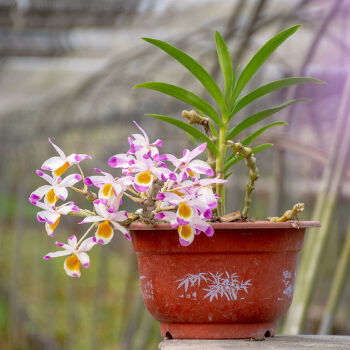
[{"xmin": 160, "ymin": 322, "xmax": 276, "ymax": 339}]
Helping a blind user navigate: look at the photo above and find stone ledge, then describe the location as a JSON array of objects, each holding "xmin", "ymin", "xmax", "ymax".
[{"xmin": 158, "ymin": 335, "xmax": 350, "ymax": 350}]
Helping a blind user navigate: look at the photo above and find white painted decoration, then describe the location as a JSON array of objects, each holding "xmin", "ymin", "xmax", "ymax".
[{"xmin": 176, "ymin": 272, "xmax": 252, "ymax": 302}]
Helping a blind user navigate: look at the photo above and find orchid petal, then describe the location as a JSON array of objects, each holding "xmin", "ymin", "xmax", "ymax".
[
  {"xmin": 189, "ymin": 159, "xmax": 214, "ymax": 176},
  {"xmin": 187, "ymin": 143, "xmax": 207, "ymax": 161},
  {"xmin": 30, "ymin": 185, "xmax": 52, "ymax": 202},
  {"xmin": 76, "ymin": 252, "xmax": 90, "ymax": 268},
  {"xmin": 44, "ymin": 250, "xmax": 71, "ymax": 259},
  {"xmin": 42, "ymin": 156, "xmax": 66, "ymax": 172},
  {"xmin": 36, "ymin": 170, "xmax": 55, "ymax": 185},
  {"xmin": 79, "ymin": 237, "xmax": 96, "ymax": 252},
  {"xmin": 79, "ymin": 216, "xmax": 103, "ymax": 224},
  {"xmin": 48, "ymin": 138, "xmax": 66, "ymax": 158},
  {"xmin": 60, "ymin": 174, "xmax": 82, "ymax": 187}
]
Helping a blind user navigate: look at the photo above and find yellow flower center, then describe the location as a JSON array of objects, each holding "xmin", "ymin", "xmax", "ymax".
[
  {"xmin": 178, "ymin": 225, "xmax": 192, "ymax": 239},
  {"xmin": 187, "ymin": 169, "xmax": 195, "ymax": 177},
  {"xmin": 54, "ymin": 161, "xmax": 70, "ymax": 177},
  {"xmin": 102, "ymin": 183, "xmax": 114, "ymax": 197},
  {"xmin": 46, "ymin": 188, "xmax": 59, "ymax": 205},
  {"xmin": 66, "ymin": 254, "xmax": 80, "ymax": 271},
  {"xmin": 49, "ymin": 215, "xmax": 61, "ymax": 231},
  {"xmin": 136, "ymin": 171, "xmax": 152, "ymax": 185},
  {"xmin": 172, "ymin": 190, "xmax": 185, "ymax": 197},
  {"xmin": 97, "ymin": 220, "xmax": 113, "ymax": 239},
  {"xmin": 178, "ymin": 202, "xmax": 192, "ymax": 218}
]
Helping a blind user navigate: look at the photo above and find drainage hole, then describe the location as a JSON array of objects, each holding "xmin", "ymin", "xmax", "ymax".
[
  {"xmin": 165, "ymin": 331, "xmax": 172, "ymax": 339},
  {"xmin": 264, "ymin": 330, "xmax": 271, "ymax": 338}
]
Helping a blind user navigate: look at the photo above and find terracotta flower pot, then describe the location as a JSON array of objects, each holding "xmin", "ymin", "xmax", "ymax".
[{"xmin": 130, "ymin": 221, "xmax": 320, "ymax": 339}]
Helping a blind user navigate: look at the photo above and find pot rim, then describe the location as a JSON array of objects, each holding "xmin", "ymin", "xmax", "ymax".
[{"xmin": 129, "ymin": 220, "xmax": 321, "ymax": 230}]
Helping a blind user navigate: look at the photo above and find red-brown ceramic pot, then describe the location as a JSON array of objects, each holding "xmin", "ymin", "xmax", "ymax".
[{"xmin": 130, "ymin": 221, "xmax": 320, "ymax": 339}]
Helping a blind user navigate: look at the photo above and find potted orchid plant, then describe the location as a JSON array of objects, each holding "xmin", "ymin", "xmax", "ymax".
[{"xmin": 30, "ymin": 25, "xmax": 321, "ymax": 339}]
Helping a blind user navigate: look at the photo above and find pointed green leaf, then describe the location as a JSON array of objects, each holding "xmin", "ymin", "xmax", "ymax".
[
  {"xmin": 227, "ymin": 64, "xmax": 241, "ymax": 107},
  {"xmin": 146, "ymin": 114, "xmax": 218, "ymax": 156},
  {"xmin": 242, "ymin": 121, "xmax": 287, "ymax": 146},
  {"xmin": 230, "ymin": 77, "xmax": 324, "ymax": 118},
  {"xmin": 210, "ymin": 123, "xmax": 218, "ymax": 138},
  {"xmin": 224, "ymin": 143, "xmax": 274, "ymax": 172},
  {"xmin": 186, "ymin": 132, "xmax": 199, "ymax": 146},
  {"xmin": 134, "ymin": 82, "xmax": 221, "ymax": 126},
  {"xmin": 224, "ymin": 171, "xmax": 232, "ymax": 179},
  {"xmin": 227, "ymin": 99, "xmax": 309, "ymax": 141},
  {"xmin": 142, "ymin": 37, "xmax": 228, "ymax": 117},
  {"xmin": 230, "ymin": 25, "xmax": 301, "ymax": 103},
  {"xmin": 215, "ymin": 31, "xmax": 234, "ymax": 102}
]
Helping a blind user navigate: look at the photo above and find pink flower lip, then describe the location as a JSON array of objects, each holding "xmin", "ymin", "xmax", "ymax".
[
  {"xmin": 83, "ymin": 263, "xmax": 89, "ymax": 268},
  {"xmin": 134, "ymin": 184, "xmax": 149, "ymax": 192},
  {"xmin": 84, "ymin": 178, "xmax": 93, "ymax": 186},
  {"xmin": 37, "ymin": 214, "xmax": 45, "ymax": 222},
  {"xmin": 55, "ymin": 242, "xmax": 64, "ymax": 247},
  {"xmin": 108, "ymin": 156, "xmax": 117, "ymax": 168},
  {"xmin": 179, "ymin": 238, "xmax": 191, "ymax": 247},
  {"xmin": 98, "ymin": 239, "xmax": 104, "ymax": 244},
  {"xmin": 154, "ymin": 139, "xmax": 163, "ymax": 147},
  {"xmin": 43, "ymin": 255, "xmax": 51, "ymax": 260},
  {"xmin": 155, "ymin": 212, "xmax": 165, "ymax": 219},
  {"xmin": 36, "ymin": 170, "xmax": 44, "ymax": 176},
  {"xmin": 75, "ymin": 174, "xmax": 82, "ymax": 181},
  {"xmin": 204, "ymin": 209, "xmax": 213, "ymax": 219},
  {"xmin": 169, "ymin": 173, "xmax": 177, "ymax": 181},
  {"xmin": 205, "ymin": 225, "xmax": 214, "ymax": 237},
  {"xmin": 177, "ymin": 218, "xmax": 189, "ymax": 225},
  {"xmin": 156, "ymin": 193, "xmax": 165, "ymax": 201}
]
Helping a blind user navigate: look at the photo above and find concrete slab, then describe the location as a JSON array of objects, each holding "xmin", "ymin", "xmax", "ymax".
[{"xmin": 158, "ymin": 335, "xmax": 350, "ymax": 350}]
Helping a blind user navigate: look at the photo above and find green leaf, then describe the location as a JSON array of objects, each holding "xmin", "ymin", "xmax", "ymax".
[
  {"xmin": 134, "ymin": 82, "xmax": 221, "ymax": 126},
  {"xmin": 242, "ymin": 121, "xmax": 287, "ymax": 146},
  {"xmin": 146, "ymin": 114, "xmax": 218, "ymax": 156},
  {"xmin": 230, "ymin": 25, "xmax": 301, "ymax": 103},
  {"xmin": 215, "ymin": 31, "xmax": 233, "ymax": 102},
  {"xmin": 224, "ymin": 143, "xmax": 274, "ymax": 173},
  {"xmin": 186, "ymin": 132, "xmax": 199, "ymax": 146},
  {"xmin": 142, "ymin": 38, "xmax": 228, "ymax": 118},
  {"xmin": 210, "ymin": 123, "xmax": 218, "ymax": 138},
  {"xmin": 226, "ymin": 98, "xmax": 309, "ymax": 141},
  {"xmin": 224, "ymin": 171, "xmax": 232, "ymax": 179},
  {"xmin": 230, "ymin": 77, "xmax": 323, "ymax": 117}
]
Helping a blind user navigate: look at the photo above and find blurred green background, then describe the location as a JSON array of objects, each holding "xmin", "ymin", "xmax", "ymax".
[{"xmin": 0, "ymin": 0, "xmax": 349, "ymax": 349}]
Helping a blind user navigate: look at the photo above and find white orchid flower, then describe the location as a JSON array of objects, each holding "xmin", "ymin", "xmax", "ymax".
[
  {"xmin": 79, "ymin": 199, "xmax": 130, "ymax": 244},
  {"xmin": 44, "ymin": 235, "xmax": 96, "ymax": 278},
  {"xmin": 30, "ymin": 200, "xmax": 79, "ymax": 236},
  {"xmin": 41, "ymin": 138, "xmax": 91, "ymax": 177},
  {"xmin": 30, "ymin": 170, "xmax": 82, "ymax": 206}
]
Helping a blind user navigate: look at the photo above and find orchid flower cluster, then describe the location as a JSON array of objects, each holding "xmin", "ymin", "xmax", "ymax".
[{"xmin": 30, "ymin": 122, "xmax": 226, "ymax": 277}]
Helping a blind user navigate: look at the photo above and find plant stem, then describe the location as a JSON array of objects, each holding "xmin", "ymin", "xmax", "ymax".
[
  {"xmin": 268, "ymin": 203, "xmax": 304, "ymax": 222},
  {"xmin": 76, "ymin": 222, "xmax": 97, "ymax": 248},
  {"xmin": 124, "ymin": 191, "xmax": 143, "ymax": 203},
  {"xmin": 68, "ymin": 209, "xmax": 95, "ymax": 217},
  {"xmin": 215, "ymin": 124, "xmax": 228, "ymax": 216},
  {"xmin": 227, "ymin": 141, "xmax": 259, "ymax": 217}
]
